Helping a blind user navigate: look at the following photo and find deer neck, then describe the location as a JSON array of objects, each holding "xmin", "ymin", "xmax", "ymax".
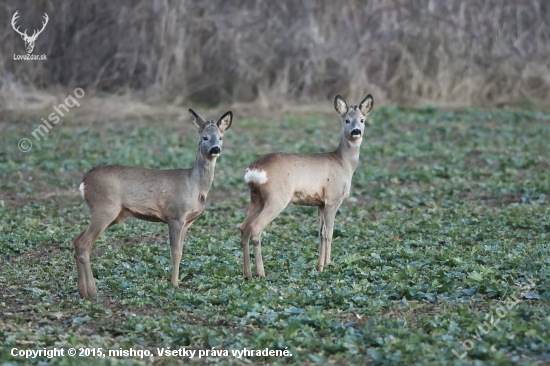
[
  {"xmin": 335, "ymin": 135, "xmax": 361, "ymax": 174},
  {"xmin": 189, "ymin": 149, "xmax": 216, "ymax": 194}
]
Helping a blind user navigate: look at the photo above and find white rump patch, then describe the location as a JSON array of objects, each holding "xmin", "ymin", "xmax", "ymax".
[
  {"xmin": 244, "ymin": 168, "xmax": 268, "ymax": 184},
  {"xmin": 79, "ymin": 182, "xmax": 85, "ymax": 198}
]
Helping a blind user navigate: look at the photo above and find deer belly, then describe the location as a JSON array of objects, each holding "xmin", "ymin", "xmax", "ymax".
[
  {"xmin": 291, "ymin": 190, "xmax": 324, "ymax": 206},
  {"xmin": 126, "ymin": 206, "xmax": 165, "ymax": 223}
]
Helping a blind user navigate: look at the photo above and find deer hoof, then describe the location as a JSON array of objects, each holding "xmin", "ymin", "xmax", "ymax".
[{"xmin": 79, "ymin": 288, "xmax": 97, "ymax": 299}]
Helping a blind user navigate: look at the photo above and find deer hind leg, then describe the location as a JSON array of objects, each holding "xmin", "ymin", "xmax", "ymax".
[
  {"xmin": 73, "ymin": 208, "xmax": 119, "ymax": 298},
  {"xmin": 169, "ymin": 220, "xmax": 191, "ymax": 287},
  {"xmin": 73, "ymin": 230, "xmax": 86, "ymax": 245},
  {"xmin": 240, "ymin": 196, "xmax": 264, "ymax": 279},
  {"xmin": 248, "ymin": 198, "xmax": 288, "ymax": 277}
]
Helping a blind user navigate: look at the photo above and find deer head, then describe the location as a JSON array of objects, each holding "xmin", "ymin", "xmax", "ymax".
[{"xmin": 12, "ymin": 11, "xmax": 49, "ymax": 54}]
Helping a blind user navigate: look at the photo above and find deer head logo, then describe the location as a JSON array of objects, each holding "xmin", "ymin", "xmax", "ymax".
[{"xmin": 11, "ymin": 11, "xmax": 49, "ymax": 54}]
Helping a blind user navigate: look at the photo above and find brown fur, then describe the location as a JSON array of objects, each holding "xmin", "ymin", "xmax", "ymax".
[
  {"xmin": 73, "ymin": 109, "xmax": 232, "ymax": 298},
  {"xmin": 240, "ymin": 95, "xmax": 374, "ymax": 278}
]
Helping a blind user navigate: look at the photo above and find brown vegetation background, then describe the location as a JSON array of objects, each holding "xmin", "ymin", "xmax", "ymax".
[{"xmin": 0, "ymin": 0, "xmax": 549, "ymax": 107}]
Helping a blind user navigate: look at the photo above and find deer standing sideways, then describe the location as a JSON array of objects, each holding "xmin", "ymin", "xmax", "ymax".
[
  {"xmin": 73, "ymin": 110, "xmax": 232, "ymax": 298},
  {"xmin": 240, "ymin": 95, "xmax": 374, "ymax": 278}
]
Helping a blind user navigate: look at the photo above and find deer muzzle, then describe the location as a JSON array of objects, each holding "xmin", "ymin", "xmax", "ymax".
[{"xmin": 209, "ymin": 146, "xmax": 221, "ymax": 156}]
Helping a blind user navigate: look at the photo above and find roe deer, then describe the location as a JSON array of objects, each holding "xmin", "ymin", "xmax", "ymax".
[
  {"xmin": 73, "ymin": 109, "xmax": 233, "ymax": 298},
  {"xmin": 240, "ymin": 95, "xmax": 373, "ymax": 278}
]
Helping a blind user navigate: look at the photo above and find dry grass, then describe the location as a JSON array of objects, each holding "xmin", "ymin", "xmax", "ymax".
[{"xmin": 1, "ymin": 0, "xmax": 549, "ymax": 107}]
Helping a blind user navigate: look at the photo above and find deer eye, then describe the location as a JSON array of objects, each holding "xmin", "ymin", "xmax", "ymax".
[
  {"xmin": 203, "ymin": 137, "xmax": 208, "ymax": 141},
  {"xmin": 345, "ymin": 119, "xmax": 350, "ymax": 124},
  {"xmin": 219, "ymin": 137, "xmax": 222, "ymax": 141},
  {"xmin": 360, "ymin": 119, "xmax": 364, "ymax": 123}
]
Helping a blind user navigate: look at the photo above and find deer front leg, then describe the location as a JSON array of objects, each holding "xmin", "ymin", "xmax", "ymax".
[
  {"xmin": 168, "ymin": 219, "xmax": 184, "ymax": 287},
  {"xmin": 323, "ymin": 205, "xmax": 339, "ymax": 267},
  {"xmin": 316, "ymin": 206, "xmax": 326, "ymax": 272},
  {"xmin": 317, "ymin": 205, "xmax": 338, "ymax": 271}
]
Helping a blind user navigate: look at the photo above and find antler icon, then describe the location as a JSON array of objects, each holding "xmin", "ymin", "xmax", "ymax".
[{"xmin": 12, "ymin": 11, "xmax": 49, "ymax": 54}]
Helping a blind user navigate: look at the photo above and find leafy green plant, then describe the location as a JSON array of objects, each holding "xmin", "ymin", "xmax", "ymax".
[{"xmin": 1, "ymin": 107, "xmax": 549, "ymax": 364}]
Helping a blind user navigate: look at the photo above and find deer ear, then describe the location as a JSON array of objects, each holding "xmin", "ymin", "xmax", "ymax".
[
  {"xmin": 217, "ymin": 111, "xmax": 232, "ymax": 133},
  {"xmin": 359, "ymin": 94, "xmax": 374, "ymax": 116},
  {"xmin": 334, "ymin": 95, "xmax": 348, "ymax": 116},
  {"xmin": 189, "ymin": 108, "xmax": 206, "ymax": 133}
]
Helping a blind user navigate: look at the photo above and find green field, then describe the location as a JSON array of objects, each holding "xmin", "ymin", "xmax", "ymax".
[{"xmin": 1, "ymin": 106, "xmax": 549, "ymax": 365}]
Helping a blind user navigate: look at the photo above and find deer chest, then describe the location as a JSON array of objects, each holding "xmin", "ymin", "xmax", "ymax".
[{"xmin": 184, "ymin": 193, "xmax": 207, "ymax": 223}]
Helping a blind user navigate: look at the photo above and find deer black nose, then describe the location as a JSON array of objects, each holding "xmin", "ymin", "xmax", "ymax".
[
  {"xmin": 351, "ymin": 129, "xmax": 361, "ymax": 137},
  {"xmin": 209, "ymin": 146, "xmax": 221, "ymax": 155}
]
